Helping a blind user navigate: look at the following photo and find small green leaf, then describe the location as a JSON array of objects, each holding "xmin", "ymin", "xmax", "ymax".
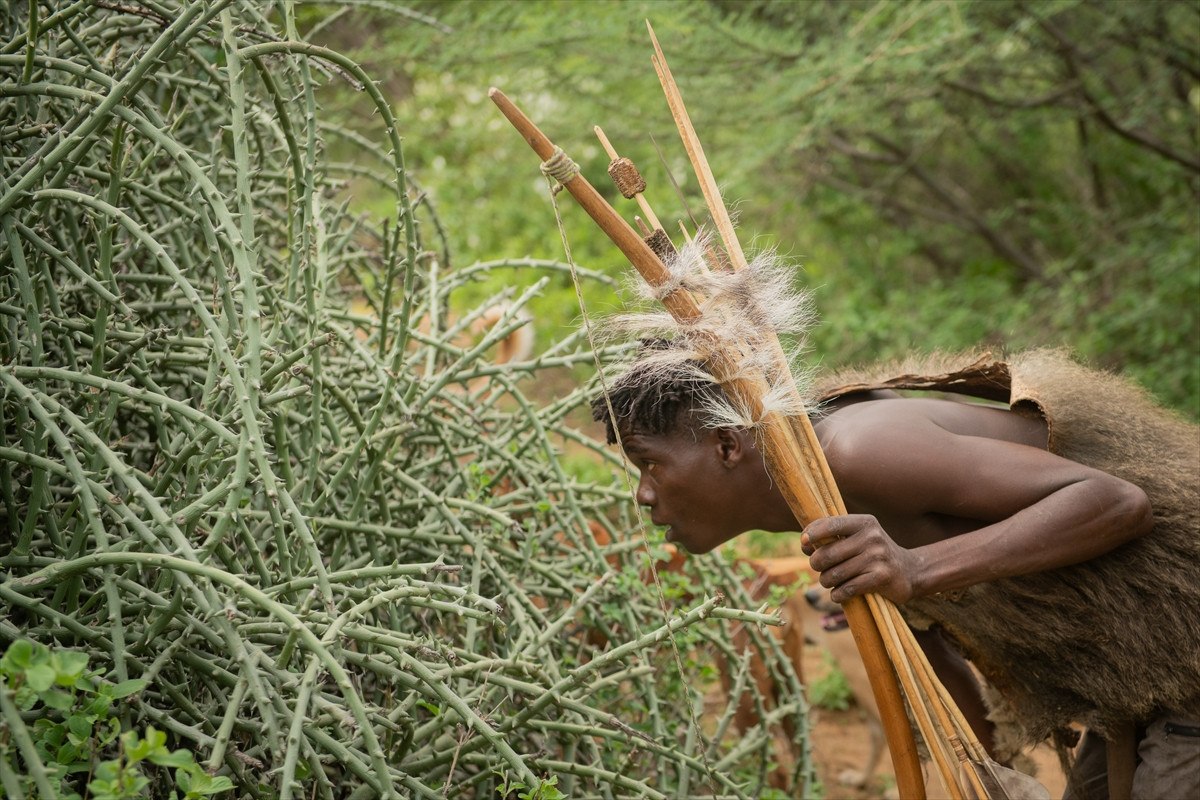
[
  {"xmin": 144, "ymin": 725, "xmax": 167, "ymax": 751},
  {"xmin": 41, "ymin": 688, "xmax": 75, "ymax": 710},
  {"xmin": 57, "ymin": 741, "xmax": 81, "ymax": 764},
  {"xmin": 125, "ymin": 730, "xmax": 154, "ymax": 762},
  {"xmin": 517, "ymin": 775, "xmax": 566, "ymax": 800},
  {"xmin": 35, "ymin": 719, "xmax": 65, "ymax": 745},
  {"xmin": 15, "ymin": 685, "xmax": 38, "ymax": 710},
  {"xmin": 108, "ymin": 678, "xmax": 147, "ymax": 699},
  {"xmin": 29, "ymin": 644, "xmax": 53, "ymax": 665},
  {"xmin": 182, "ymin": 771, "xmax": 235, "ymax": 796},
  {"xmin": 54, "ymin": 651, "xmax": 90, "ymax": 683},
  {"xmin": 149, "ymin": 748, "xmax": 194, "ymax": 769},
  {"xmin": 86, "ymin": 695, "xmax": 112, "ymax": 716},
  {"xmin": 176, "ymin": 769, "xmax": 193, "ymax": 792},
  {"xmin": 25, "ymin": 662, "xmax": 56, "ymax": 692},
  {"xmin": 99, "ymin": 716, "xmax": 121, "ymax": 745},
  {"xmin": 68, "ymin": 714, "xmax": 94, "ymax": 739},
  {"xmin": 89, "ymin": 778, "xmax": 118, "ymax": 800},
  {"xmin": 2, "ymin": 639, "xmax": 35, "ymax": 670}
]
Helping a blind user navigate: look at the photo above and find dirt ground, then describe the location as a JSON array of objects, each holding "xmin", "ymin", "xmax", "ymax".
[{"xmin": 801, "ymin": 642, "xmax": 1069, "ymax": 800}]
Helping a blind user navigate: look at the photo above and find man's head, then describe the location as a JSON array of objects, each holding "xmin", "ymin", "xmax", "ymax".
[
  {"xmin": 589, "ymin": 351, "xmax": 725, "ymax": 445},
  {"xmin": 591, "ymin": 351, "xmax": 787, "ymax": 553}
]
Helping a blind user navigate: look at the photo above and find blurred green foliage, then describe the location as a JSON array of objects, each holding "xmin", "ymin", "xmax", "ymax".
[
  {"xmin": 808, "ymin": 652, "xmax": 854, "ymax": 713},
  {"xmin": 307, "ymin": 0, "xmax": 1198, "ymax": 418},
  {"xmin": 0, "ymin": 641, "xmax": 233, "ymax": 799}
]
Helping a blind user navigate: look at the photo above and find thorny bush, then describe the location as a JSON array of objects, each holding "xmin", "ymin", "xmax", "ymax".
[{"xmin": 0, "ymin": 2, "xmax": 811, "ymax": 797}]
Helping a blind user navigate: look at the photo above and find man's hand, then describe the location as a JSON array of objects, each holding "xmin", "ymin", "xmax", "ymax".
[{"xmin": 801, "ymin": 515, "xmax": 923, "ymax": 604}]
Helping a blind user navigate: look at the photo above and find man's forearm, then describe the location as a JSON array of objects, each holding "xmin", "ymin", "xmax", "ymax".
[{"xmin": 911, "ymin": 476, "xmax": 1152, "ymax": 599}]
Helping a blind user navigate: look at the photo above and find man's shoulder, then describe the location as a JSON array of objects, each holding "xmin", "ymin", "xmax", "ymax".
[
  {"xmin": 814, "ymin": 400, "xmax": 963, "ymax": 518},
  {"xmin": 817, "ymin": 396, "xmax": 957, "ymax": 433},
  {"xmin": 816, "ymin": 396, "xmax": 1033, "ymax": 475},
  {"xmin": 815, "ymin": 399, "xmax": 948, "ymax": 468}
]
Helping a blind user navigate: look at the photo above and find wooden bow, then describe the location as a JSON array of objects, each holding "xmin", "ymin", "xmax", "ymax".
[{"xmin": 491, "ymin": 24, "xmax": 1051, "ymax": 800}]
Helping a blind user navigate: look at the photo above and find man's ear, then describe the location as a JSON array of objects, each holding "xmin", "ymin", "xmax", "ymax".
[{"xmin": 715, "ymin": 427, "xmax": 751, "ymax": 468}]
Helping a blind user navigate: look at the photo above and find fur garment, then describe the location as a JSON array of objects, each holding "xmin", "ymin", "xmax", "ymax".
[{"xmin": 815, "ymin": 349, "xmax": 1200, "ymax": 754}]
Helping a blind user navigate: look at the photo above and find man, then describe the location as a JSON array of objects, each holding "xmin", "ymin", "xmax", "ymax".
[{"xmin": 592, "ymin": 348, "xmax": 1199, "ymax": 799}]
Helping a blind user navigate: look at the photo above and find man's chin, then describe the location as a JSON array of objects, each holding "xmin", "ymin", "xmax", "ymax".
[{"xmin": 669, "ymin": 532, "xmax": 715, "ymax": 555}]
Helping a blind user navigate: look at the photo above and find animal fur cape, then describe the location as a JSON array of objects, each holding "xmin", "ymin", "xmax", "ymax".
[{"xmin": 814, "ymin": 349, "xmax": 1200, "ymax": 752}]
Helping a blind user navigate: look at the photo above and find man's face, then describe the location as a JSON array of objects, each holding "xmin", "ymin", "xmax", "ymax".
[{"xmin": 619, "ymin": 425, "xmax": 751, "ymax": 554}]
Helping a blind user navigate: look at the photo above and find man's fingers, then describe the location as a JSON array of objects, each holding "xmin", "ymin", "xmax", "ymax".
[
  {"xmin": 808, "ymin": 522, "xmax": 866, "ymax": 572},
  {"xmin": 829, "ymin": 563, "xmax": 884, "ymax": 603},
  {"xmin": 808, "ymin": 542, "xmax": 844, "ymax": 574},
  {"xmin": 818, "ymin": 567, "xmax": 840, "ymax": 589},
  {"xmin": 805, "ymin": 514, "xmax": 867, "ymax": 548},
  {"xmin": 830, "ymin": 578, "xmax": 864, "ymax": 604},
  {"xmin": 816, "ymin": 552, "xmax": 873, "ymax": 591}
]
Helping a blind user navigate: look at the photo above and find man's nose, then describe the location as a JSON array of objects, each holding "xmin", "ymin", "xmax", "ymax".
[{"xmin": 636, "ymin": 476, "xmax": 655, "ymax": 507}]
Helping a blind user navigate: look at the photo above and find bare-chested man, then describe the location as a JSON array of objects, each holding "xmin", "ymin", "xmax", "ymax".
[{"xmin": 593, "ymin": 348, "xmax": 1200, "ymax": 799}]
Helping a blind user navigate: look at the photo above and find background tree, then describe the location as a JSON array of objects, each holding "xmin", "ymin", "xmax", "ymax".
[{"xmin": 314, "ymin": 0, "xmax": 1199, "ymax": 417}]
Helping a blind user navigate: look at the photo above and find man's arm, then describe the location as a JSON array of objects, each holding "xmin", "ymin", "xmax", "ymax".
[{"xmin": 803, "ymin": 400, "xmax": 1152, "ymax": 604}]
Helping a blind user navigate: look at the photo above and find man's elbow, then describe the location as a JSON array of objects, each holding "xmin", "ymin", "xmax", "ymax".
[{"xmin": 1113, "ymin": 478, "xmax": 1154, "ymax": 542}]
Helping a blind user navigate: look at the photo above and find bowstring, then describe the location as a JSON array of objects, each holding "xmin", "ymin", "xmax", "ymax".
[{"xmin": 541, "ymin": 167, "xmax": 720, "ymax": 789}]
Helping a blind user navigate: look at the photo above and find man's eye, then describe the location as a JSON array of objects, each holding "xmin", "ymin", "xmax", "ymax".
[{"xmin": 644, "ymin": 462, "xmax": 657, "ymax": 474}]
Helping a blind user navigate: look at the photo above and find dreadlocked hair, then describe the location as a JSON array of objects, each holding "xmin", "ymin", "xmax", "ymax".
[
  {"xmin": 591, "ymin": 232, "xmax": 817, "ymax": 438},
  {"xmin": 590, "ymin": 340, "xmax": 728, "ymax": 445}
]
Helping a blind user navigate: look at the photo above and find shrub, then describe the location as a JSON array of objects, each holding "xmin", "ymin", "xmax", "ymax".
[{"xmin": 0, "ymin": 3, "xmax": 811, "ymax": 797}]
